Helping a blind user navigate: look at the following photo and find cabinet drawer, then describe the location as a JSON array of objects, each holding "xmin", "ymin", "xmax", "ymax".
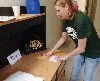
[
  {"xmin": 57, "ymin": 61, "xmax": 65, "ymax": 77},
  {"xmin": 51, "ymin": 74, "xmax": 56, "ymax": 81},
  {"xmin": 57, "ymin": 67, "xmax": 65, "ymax": 81}
]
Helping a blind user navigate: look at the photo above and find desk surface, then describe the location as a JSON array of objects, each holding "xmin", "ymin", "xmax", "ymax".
[
  {"xmin": 0, "ymin": 50, "xmax": 65, "ymax": 81},
  {"xmin": 0, "ymin": 13, "xmax": 45, "ymax": 26}
]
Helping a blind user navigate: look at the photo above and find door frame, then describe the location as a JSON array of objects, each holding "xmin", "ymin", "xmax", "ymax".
[{"xmin": 87, "ymin": 0, "xmax": 97, "ymax": 23}]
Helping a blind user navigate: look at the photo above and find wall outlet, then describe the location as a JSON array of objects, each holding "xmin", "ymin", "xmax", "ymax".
[{"xmin": 7, "ymin": 49, "xmax": 22, "ymax": 65}]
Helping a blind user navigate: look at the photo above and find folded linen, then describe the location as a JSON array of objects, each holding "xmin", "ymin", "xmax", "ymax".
[{"xmin": 4, "ymin": 71, "xmax": 44, "ymax": 81}]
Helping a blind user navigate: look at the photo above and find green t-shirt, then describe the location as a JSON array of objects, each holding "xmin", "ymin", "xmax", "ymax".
[{"xmin": 63, "ymin": 11, "xmax": 100, "ymax": 58}]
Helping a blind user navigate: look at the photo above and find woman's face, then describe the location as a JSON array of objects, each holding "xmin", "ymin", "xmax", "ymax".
[{"xmin": 55, "ymin": 4, "xmax": 70, "ymax": 20}]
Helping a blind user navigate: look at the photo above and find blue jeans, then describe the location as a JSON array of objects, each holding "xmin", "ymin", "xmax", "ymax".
[{"xmin": 69, "ymin": 54, "xmax": 100, "ymax": 81}]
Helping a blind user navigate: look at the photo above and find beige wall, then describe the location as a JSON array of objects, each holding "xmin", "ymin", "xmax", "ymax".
[
  {"xmin": 40, "ymin": 0, "xmax": 62, "ymax": 48},
  {"xmin": 0, "ymin": 0, "xmax": 25, "ymax": 6},
  {"xmin": 94, "ymin": 0, "xmax": 100, "ymax": 38},
  {"xmin": 75, "ymin": 0, "xmax": 87, "ymax": 13}
]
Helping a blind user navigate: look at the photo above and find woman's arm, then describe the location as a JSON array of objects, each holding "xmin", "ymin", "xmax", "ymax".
[
  {"xmin": 51, "ymin": 32, "xmax": 68, "ymax": 52},
  {"xmin": 43, "ymin": 32, "xmax": 68, "ymax": 56},
  {"xmin": 57, "ymin": 38, "xmax": 87, "ymax": 60}
]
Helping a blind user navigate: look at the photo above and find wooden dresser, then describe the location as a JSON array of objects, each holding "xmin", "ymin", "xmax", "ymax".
[{"xmin": 0, "ymin": 49, "xmax": 66, "ymax": 81}]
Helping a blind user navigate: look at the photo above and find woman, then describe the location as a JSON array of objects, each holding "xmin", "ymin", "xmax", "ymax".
[{"xmin": 43, "ymin": 0, "xmax": 100, "ymax": 81}]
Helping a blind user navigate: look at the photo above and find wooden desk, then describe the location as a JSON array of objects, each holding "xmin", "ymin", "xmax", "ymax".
[{"xmin": 0, "ymin": 50, "xmax": 66, "ymax": 81}]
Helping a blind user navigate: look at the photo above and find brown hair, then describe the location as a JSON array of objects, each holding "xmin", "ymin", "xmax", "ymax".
[
  {"xmin": 54, "ymin": 0, "xmax": 77, "ymax": 13},
  {"xmin": 54, "ymin": 0, "xmax": 78, "ymax": 19},
  {"xmin": 54, "ymin": 0, "xmax": 68, "ymax": 7}
]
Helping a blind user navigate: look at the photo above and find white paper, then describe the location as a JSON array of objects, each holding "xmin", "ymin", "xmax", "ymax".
[
  {"xmin": 0, "ymin": 16, "xmax": 15, "ymax": 21},
  {"xmin": 49, "ymin": 55, "xmax": 58, "ymax": 62},
  {"xmin": 7, "ymin": 49, "xmax": 22, "ymax": 65}
]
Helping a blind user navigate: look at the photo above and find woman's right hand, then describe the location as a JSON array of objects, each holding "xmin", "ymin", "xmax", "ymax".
[{"xmin": 42, "ymin": 50, "xmax": 53, "ymax": 57}]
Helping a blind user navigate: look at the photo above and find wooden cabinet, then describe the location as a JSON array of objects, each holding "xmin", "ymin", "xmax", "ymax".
[
  {"xmin": 51, "ymin": 74, "xmax": 56, "ymax": 81},
  {"xmin": 57, "ymin": 68, "xmax": 65, "ymax": 81},
  {"xmin": 52, "ymin": 61, "xmax": 66, "ymax": 81}
]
